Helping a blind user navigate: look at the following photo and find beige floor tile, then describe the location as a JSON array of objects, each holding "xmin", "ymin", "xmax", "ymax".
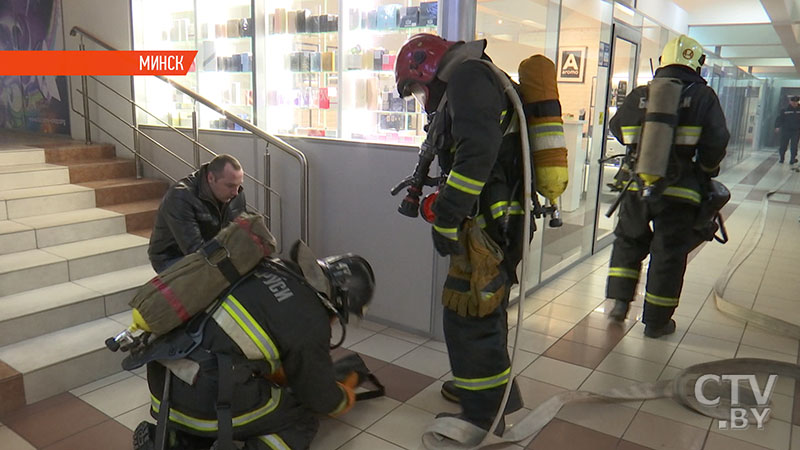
[
  {"xmin": 737, "ymin": 345, "xmax": 797, "ymax": 363},
  {"xmin": 0, "ymin": 426, "xmax": 35, "ymax": 450},
  {"xmin": 310, "ymin": 419, "xmax": 360, "ymax": 450},
  {"xmin": 79, "ymin": 373, "xmax": 150, "ymax": 417},
  {"xmin": 115, "ymin": 404, "xmax": 152, "ymax": 431},
  {"xmin": 515, "ymin": 376, "xmax": 568, "ymax": 410},
  {"xmin": 612, "ymin": 335, "xmax": 678, "ymax": 364},
  {"xmin": 535, "ymin": 303, "xmax": 593, "ymax": 322},
  {"xmin": 624, "ymin": 411, "xmax": 708, "ymax": 450},
  {"xmin": 405, "ymin": 380, "xmax": 461, "ymax": 415},
  {"xmin": 792, "ymin": 424, "xmax": 800, "ymax": 450},
  {"xmin": 339, "ymin": 395, "xmax": 401, "ymax": 430},
  {"xmin": 521, "ymin": 314, "xmax": 575, "ymax": 338},
  {"xmin": 704, "ymin": 432, "xmax": 771, "ymax": 450},
  {"xmin": 555, "ymin": 401, "xmax": 637, "ymax": 437},
  {"xmin": 507, "ymin": 348, "xmax": 539, "ymax": 374},
  {"xmin": 392, "ymin": 346, "xmax": 451, "ymax": 380},
  {"xmin": 551, "ymin": 291, "xmax": 605, "ymax": 310},
  {"xmin": 711, "ymin": 418, "xmax": 791, "ymax": 450},
  {"xmin": 741, "ymin": 328, "xmax": 799, "ymax": 357},
  {"xmin": 337, "ymin": 432, "xmax": 405, "ymax": 450},
  {"xmin": 355, "ymin": 319, "xmax": 388, "ymax": 332},
  {"xmin": 520, "ymin": 356, "xmax": 591, "ymax": 390},
  {"xmin": 348, "ymin": 334, "xmax": 419, "ymax": 363},
  {"xmin": 381, "ymin": 328, "xmax": 430, "ymax": 345},
  {"xmin": 689, "ymin": 319, "xmax": 745, "ymax": 343},
  {"xmin": 679, "ymin": 333, "xmax": 740, "ymax": 359},
  {"xmin": 70, "ymin": 370, "xmax": 133, "ymax": 397},
  {"xmin": 769, "ymin": 392, "xmax": 793, "ymax": 423},
  {"xmin": 526, "ymin": 287, "xmax": 563, "ymax": 302},
  {"xmin": 597, "ymin": 352, "xmax": 665, "ymax": 382},
  {"xmin": 366, "ymin": 404, "xmax": 435, "ymax": 450},
  {"xmin": 640, "ymin": 397, "xmax": 713, "ymax": 429},
  {"xmin": 422, "ymin": 339, "xmax": 448, "ymax": 353},
  {"xmin": 512, "ymin": 329, "xmax": 559, "ymax": 354},
  {"xmin": 669, "ymin": 347, "xmax": 726, "ymax": 370},
  {"xmin": 578, "ymin": 371, "xmax": 644, "ymax": 408}
]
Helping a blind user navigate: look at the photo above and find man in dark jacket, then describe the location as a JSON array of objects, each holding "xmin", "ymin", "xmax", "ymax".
[
  {"xmin": 394, "ymin": 34, "xmax": 528, "ymax": 434},
  {"xmin": 775, "ymin": 95, "xmax": 800, "ymax": 164},
  {"xmin": 148, "ymin": 154, "xmax": 247, "ymax": 272},
  {"xmin": 605, "ymin": 35, "xmax": 729, "ymax": 338},
  {"xmin": 133, "ymin": 246, "xmax": 376, "ymax": 450}
]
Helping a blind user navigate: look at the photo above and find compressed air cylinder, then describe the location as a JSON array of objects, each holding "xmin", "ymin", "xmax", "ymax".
[
  {"xmin": 636, "ymin": 77, "xmax": 683, "ymax": 186},
  {"xmin": 518, "ymin": 55, "xmax": 568, "ymax": 204}
]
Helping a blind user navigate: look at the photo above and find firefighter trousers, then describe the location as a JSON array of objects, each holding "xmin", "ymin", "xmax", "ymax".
[
  {"xmin": 606, "ymin": 194, "xmax": 704, "ymax": 327},
  {"xmin": 442, "ymin": 269, "xmax": 522, "ymax": 427}
]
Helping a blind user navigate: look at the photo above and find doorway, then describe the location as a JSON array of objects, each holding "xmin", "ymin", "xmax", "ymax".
[{"xmin": 593, "ymin": 23, "xmax": 640, "ymax": 250}]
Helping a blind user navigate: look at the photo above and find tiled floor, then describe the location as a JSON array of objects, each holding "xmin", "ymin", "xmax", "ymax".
[{"xmin": 3, "ymin": 149, "xmax": 800, "ymax": 449}]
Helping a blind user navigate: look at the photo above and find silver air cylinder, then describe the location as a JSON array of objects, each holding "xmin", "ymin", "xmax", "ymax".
[{"xmin": 635, "ymin": 77, "xmax": 683, "ymax": 183}]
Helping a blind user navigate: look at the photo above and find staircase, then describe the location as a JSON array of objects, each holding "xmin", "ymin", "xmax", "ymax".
[{"xmin": 0, "ymin": 134, "xmax": 168, "ymax": 413}]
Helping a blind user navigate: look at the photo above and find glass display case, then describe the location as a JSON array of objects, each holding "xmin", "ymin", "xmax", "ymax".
[
  {"xmin": 264, "ymin": 0, "xmax": 341, "ymax": 138},
  {"xmin": 132, "ymin": 0, "xmax": 255, "ymax": 130},
  {"xmin": 338, "ymin": 0, "xmax": 437, "ymax": 144}
]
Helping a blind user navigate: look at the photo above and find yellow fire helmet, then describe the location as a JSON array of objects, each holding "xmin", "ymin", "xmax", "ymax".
[{"xmin": 660, "ymin": 34, "xmax": 706, "ymax": 72}]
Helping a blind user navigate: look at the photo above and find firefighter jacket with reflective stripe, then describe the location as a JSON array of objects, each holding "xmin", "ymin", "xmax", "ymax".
[
  {"xmin": 609, "ymin": 65, "xmax": 729, "ymax": 204},
  {"xmin": 147, "ymin": 260, "xmax": 347, "ymax": 429},
  {"xmin": 775, "ymin": 104, "xmax": 800, "ymax": 131},
  {"xmin": 431, "ymin": 58, "xmax": 527, "ymax": 278}
]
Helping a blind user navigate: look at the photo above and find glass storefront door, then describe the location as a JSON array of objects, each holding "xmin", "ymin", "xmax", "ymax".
[{"xmin": 594, "ymin": 23, "xmax": 639, "ymax": 249}]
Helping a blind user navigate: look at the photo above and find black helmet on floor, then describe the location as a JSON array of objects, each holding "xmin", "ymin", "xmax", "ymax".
[
  {"xmin": 318, "ymin": 253, "xmax": 375, "ymax": 324},
  {"xmin": 289, "ymin": 241, "xmax": 375, "ymax": 324}
]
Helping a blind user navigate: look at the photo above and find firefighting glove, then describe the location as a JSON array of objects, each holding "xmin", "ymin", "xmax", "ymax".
[{"xmin": 432, "ymin": 224, "xmax": 464, "ymax": 256}]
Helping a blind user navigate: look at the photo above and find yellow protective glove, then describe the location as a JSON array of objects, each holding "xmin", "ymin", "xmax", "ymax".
[{"xmin": 535, "ymin": 165, "xmax": 569, "ymax": 204}]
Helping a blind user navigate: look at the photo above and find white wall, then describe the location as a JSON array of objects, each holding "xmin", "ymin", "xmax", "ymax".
[
  {"xmin": 637, "ymin": 0, "xmax": 689, "ymax": 34},
  {"xmin": 62, "ymin": 0, "xmax": 135, "ymax": 157}
]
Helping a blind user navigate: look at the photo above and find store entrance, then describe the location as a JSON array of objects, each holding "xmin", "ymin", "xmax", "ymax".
[{"xmin": 594, "ymin": 23, "xmax": 640, "ymax": 250}]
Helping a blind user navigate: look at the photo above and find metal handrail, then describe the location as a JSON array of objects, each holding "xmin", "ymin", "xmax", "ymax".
[{"xmin": 69, "ymin": 26, "xmax": 310, "ymax": 244}]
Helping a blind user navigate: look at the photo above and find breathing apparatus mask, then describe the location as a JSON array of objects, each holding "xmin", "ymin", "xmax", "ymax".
[{"xmin": 289, "ymin": 241, "xmax": 376, "ymax": 348}]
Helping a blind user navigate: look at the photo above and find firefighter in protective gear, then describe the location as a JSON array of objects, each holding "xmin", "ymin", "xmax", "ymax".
[
  {"xmin": 606, "ymin": 34, "xmax": 729, "ymax": 337},
  {"xmin": 395, "ymin": 33, "xmax": 527, "ymax": 432},
  {"xmin": 133, "ymin": 246, "xmax": 375, "ymax": 450}
]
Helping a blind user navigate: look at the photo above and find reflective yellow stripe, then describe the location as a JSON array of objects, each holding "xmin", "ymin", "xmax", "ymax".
[
  {"xmin": 508, "ymin": 201, "xmax": 523, "ymax": 215},
  {"xmin": 220, "ymin": 295, "xmax": 280, "ymax": 367},
  {"xmin": 150, "ymin": 387, "xmax": 282, "ymax": 432},
  {"xmin": 530, "ymin": 122, "xmax": 566, "ymax": 149},
  {"xmin": 490, "ymin": 201, "xmax": 508, "ymax": 219},
  {"xmin": 446, "ymin": 170, "xmax": 485, "ymax": 195},
  {"xmin": 675, "ymin": 126, "xmax": 702, "ymax": 145},
  {"xmin": 645, "ymin": 292, "xmax": 679, "ymax": 307},
  {"xmin": 608, "ymin": 267, "xmax": 639, "ymax": 280},
  {"xmin": 259, "ymin": 434, "xmax": 292, "ymax": 450},
  {"xmin": 621, "ymin": 126, "xmax": 641, "ymax": 144},
  {"xmin": 453, "ymin": 367, "xmax": 511, "ymax": 391},
  {"xmin": 663, "ymin": 186, "xmax": 701, "ymax": 204},
  {"xmin": 434, "ymin": 225, "xmax": 459, "ymax": 241}
]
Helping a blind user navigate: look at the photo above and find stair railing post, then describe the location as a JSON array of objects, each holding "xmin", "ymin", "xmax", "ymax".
[
  {"xmin": 263, "ymin": 144, "xmax": 271, "ymax": 230},
  {"xmin": 79, "ymin": 37, "xmax": 92, "ymax": 144},
  {"xmin": 192, "ymin": 102, "xmax": 200, "ymax": 168}
]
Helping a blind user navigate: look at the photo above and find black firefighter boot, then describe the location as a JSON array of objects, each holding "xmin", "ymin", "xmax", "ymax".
[
  {"xmin": 608, "ymin": 299, "xmax": 630, "ymax": 322},
  {"xmin": 644, "ymin": 319, "xmax": 677, "ymax": 338}
]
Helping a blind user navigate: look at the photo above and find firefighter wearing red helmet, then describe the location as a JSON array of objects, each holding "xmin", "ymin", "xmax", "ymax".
[{"xmin": 395, "ymin": 33, "xmax": 525, "ymax": 433}]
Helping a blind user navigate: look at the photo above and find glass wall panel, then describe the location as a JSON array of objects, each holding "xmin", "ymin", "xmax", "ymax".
[{"xmin": 539, "ymin": 0, "xmax": 612, "ymax": 278}]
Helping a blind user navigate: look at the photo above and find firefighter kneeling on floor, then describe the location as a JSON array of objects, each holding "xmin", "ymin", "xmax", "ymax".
[
  {"xmin": 605, "ymin": 34, "xmax": 730, "ymax": 337},
  {"xmin": 132, "ymin": 243, "xmax": 375, "ymax": 450}
]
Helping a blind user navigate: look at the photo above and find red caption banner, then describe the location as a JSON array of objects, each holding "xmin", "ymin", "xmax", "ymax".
[{"xmin": 0, "ymin": 51, "xmax": 198, "ymax": 76}]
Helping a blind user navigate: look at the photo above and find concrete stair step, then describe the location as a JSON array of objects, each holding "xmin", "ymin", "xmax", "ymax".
[
  {"xmin": 80, "ymin": 178, "xmax": 168, "ymax": 207},
  {"xmin": 59, "ymin": 158, "xmax": 136, "ymax": 183},
  {"xmin": 0, "ymin": 317, "xmax": 127, "ymax": 404},
  {"xmin": 0, "ymin": 184, "xmax": 95, "ymax": 219},
  {"xmin": 0, "ymin": 146, "xmax": 45, "ymax": 166},
  {"xmin": 102, "ymin": 198, "xmax": 161, "ymax": 234},
  {"xmin": 0, "ymin": 249, "xmax": 68, "ymax": 296},
  {"xmin": 41, "ymin": 233, "xmax": 150, "ymax": 280},
  {"xmin": 0, "ymin": 163, "xmax": 70, "ymax": 190},
  {"xmin": 0, "ymin": 265, "xmax": 155, "ymax": 347},
  {"xmin": 12, "ymin": 208, "xmax": 127, "ymax": 247},
  {"xmin": 43, "ymin": 143, "xmax": 116, "ymax": 163},
  {"xmin": 0, "ymin": 220, "xmax": 36, "ymax": 255}
]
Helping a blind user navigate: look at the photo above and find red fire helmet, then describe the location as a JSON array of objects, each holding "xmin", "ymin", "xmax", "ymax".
[{"xmin": 394, "ymin": 33, "xmax": 456, "ymax": 100}]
